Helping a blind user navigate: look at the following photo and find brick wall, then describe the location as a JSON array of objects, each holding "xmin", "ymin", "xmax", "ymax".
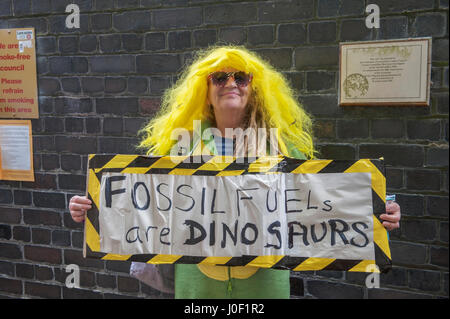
[{"xmin": 0, "ymin": 0, "xmax": 448, "ymax": 299}]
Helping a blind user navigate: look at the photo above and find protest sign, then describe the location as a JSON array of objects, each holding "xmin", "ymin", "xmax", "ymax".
[{"xmin": 83, "ymin": 155, "xmax": 391, "ymax": 273}]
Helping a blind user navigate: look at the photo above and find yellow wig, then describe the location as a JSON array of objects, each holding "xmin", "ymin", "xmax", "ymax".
[{"xmin": 138, "ymin": 46, "xmax": 315, "ymax": 159}]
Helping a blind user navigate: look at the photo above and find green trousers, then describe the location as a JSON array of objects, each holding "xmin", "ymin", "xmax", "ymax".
[{"xmin": 175, "ymin": 264, "xmax": 290, "ymax": 299}]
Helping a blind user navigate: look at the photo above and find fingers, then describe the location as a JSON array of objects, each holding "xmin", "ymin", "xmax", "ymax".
[
  {"xmin": 380, "ymin": 212, "xmax": 400, "ymax": 223},
  {"xmin": 69, "ymin": 195, "xmax": 92, "ymax": 223},
  {"xmin": 69, "ymin": 202, "xmax": 92, "ymax": 212},
  {"xmin": 386, "ymin": 201, "xmax": 401, "ymax": 214},
  {"xmin": 383, "ymin": 221, "xmax": 400, "ymax": 231},
  {"xmin": 72, "ymin": 215, "xmax": 86, "ymax": 223},
  {"xmin": 71, "ymin": 195, "xmax": 92, "ymax": 206},
  {"xmin": 380, "ymin": 214, "xmax": 400, "ymax": 231},
  {"xmin": 70, "ymin": 210, "xmax": 86, "ymax": 222},
  {"xmin": 381, "ymin": 201, "xmax": 401, "ymax": 231},
  {"xmin": 382, "ymin": 201, "xmax": 401, "ymax": 222}
]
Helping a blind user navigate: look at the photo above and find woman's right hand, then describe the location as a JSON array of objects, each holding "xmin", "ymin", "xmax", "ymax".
[{"xmin": 69, "ymin": 195, "xmax": 92, "ymax": 223}]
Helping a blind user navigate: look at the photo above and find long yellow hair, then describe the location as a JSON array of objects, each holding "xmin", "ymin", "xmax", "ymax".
[{"xmin": 138, "ymin": 46, "xmax": 315, "ymax": 158}]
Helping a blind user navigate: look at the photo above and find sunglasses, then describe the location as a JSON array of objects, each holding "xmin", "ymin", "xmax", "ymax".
[{"xmin": 208, "ymin": 71, "xmax": 253, "ymax": 87}]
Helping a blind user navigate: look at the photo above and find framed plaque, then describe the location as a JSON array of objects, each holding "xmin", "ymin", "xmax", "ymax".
[{"xmin": 339, "ymin": 38, "xmax": 431, "ymax": 106}]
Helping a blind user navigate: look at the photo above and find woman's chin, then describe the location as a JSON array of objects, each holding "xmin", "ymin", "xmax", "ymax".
[
  {"xmin": 216, "ymin": 100, "xmax": 246, "ymax": 110},
  {"xmin": 218, "ymin": 106, "xmax": 246, "ymax": 114}
]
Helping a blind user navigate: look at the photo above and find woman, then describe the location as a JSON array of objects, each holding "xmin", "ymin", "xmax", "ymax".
[{"xmin": 69, "ymin": 46, "xmax": 401, "ymax": 298}]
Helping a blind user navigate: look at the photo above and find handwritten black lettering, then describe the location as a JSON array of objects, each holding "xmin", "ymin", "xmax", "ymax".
[
  {"xmin": 209, "ymin": 221, "xmax": 216, "ymax": 246},
  {"xmin": 105, "ymin": 175, "xmax": 126, "ymax": 208},
  {"xmin": 156, "ymin": 182, "xmax": 172, "ymax": 211},
  {"xmin": 109, "ymin": 174, "xmax": 374, "ymax": 259},
  {"xmin": 284, "ymin": 220, "xmax": 371, "ymax": 249},
  {"xmin": 310, "ymin": 222, "xmax": 327, "ymax": 243},
  {"xmin": 200, "ymin": 187, "xmax": 206, "ymax": 215},
  {"xmin": 241, "ymin": 222, "xmax": 258, "ymax": 245},
  {"xmin": 160, "ymin": 227, "xmax": 171, "ymax": 245},
  {"xmin": 183, "ymin": 219, "xmax": 207, "ymax": 245},
  {"xmin": 307, "ymin": 190, "xmax": 318, "ymax": 210},
  {"xmin": 175, "ymin": 184, "xmax": 195, "ymax": 212},
  {"xmin": 265, "ymin": 221, "xmax": 282, "ymax": 249},
  {"xmin": 288, "ymin": 221, "xmax": 309, "ymax": 248},
  {"xmin": 221, "ymin": 220, "xmax": 238, "ymax": 248},
  {"xmin": 285, "ymin": 189, "xmax": 303, "ymax": 213},
  {"xmin": 329, "ymin": 219, "xmax": 349, "ymax": 246},
  {"xmin": 350, "ymin": 222, "xmax": 369, "ymax": 247},
  {"xmin": 131, "ymin": 182, "xmax": 150, "ymax": 210},
  {"xmin": 211, "ymin": 189, "xmax": 225, "ymax": 214},
  {"xmin": 126, "ymin": 226, "xmax": 142, "ymax": 244},
  {"xmin": 266, "ymin": 189, "xmax": 277, "ymax": 213},
  {"xmin": 322, "ymin": 200, "xmax": 333, "ymax": 212},
  {"xmin": 145, "ymin": 226, "xmax": 157, "ymax": 241},
  {"xmin": 236, "ymin": 188, "xmax": 258, "ymax": 217}
]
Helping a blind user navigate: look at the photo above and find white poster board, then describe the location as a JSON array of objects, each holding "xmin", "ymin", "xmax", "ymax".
[{"xmin": 84, "ymin": 155, "xmax": 391, "ymax": 273}]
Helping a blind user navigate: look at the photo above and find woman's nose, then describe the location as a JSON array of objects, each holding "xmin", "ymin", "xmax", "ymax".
[{"xmin": 224, "ymin": 75, "xmax": 238, "ymax": 87}]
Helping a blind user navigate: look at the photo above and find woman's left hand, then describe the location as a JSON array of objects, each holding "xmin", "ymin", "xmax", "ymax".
[{"xmin": 380, "ymin": 201, "xmax": 401, "ymax": 231}]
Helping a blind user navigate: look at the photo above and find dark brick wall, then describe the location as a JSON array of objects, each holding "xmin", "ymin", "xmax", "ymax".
[{"xmin": 0, "ymin": 0, "xmax": 448, "ymax": 299}]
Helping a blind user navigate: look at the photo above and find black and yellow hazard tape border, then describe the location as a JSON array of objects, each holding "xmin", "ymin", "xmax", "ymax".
[{"xmin": 83, "ymin": 154, "xmax": 391, "ymax": 273}]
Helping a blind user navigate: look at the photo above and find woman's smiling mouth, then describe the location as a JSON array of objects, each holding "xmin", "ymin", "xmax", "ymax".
[{"xmin": 221, "ymin": 91, "xmax": 240, "ymax": 96}]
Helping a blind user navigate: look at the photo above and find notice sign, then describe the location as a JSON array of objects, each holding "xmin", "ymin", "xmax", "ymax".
[
  {"xmin": 84, "ymin": 155, "xmax": 391, "ymax": 273},
  {"xmin": 339, "ymin": 38, "xmax": 431, "ymax": 106},
  {"xmin": 0, "ymin": 28, "xmax": 38, "ymax": 118},
  {"xmin": 0, "ymin": 120, "xmax": 34, "ymax": 181}
]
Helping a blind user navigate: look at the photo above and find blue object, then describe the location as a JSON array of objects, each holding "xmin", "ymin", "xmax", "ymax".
[
  {"xmin": 386, "ymin": 194, "xmax": 396, "ymax": 202},
  {"xmin": 385, "ymin": 194, "xmax": 396, "ymax": 238}
]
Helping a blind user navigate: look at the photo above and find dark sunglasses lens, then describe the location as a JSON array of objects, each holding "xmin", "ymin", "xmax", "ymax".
[
  {"xmin": 233, "ymin": 72, "xmax": 249, "ymax": 86},
  {"xmin": 210, "ymin": 71, "xmax": 251, "ymax": 86},
  {"xmin": 211, "ymin": 72, "xmax": 229, "ymax": 85}
]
